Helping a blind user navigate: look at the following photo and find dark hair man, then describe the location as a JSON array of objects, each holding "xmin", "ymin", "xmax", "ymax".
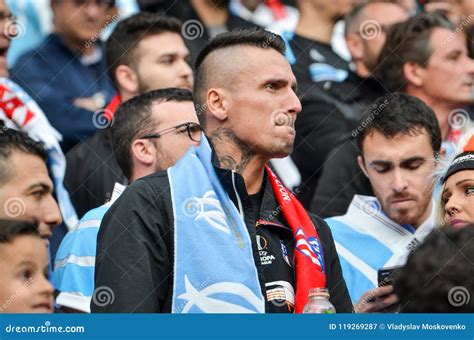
[
  {"xmin": 55, "ymin": 88, "xmax": 200, "ymax": 312},
  {"xmin": 64, "ymin": 12, "xmax": 193, "ymax": 218},
  {"xmin": 325, "ymin": 93, "xmax": 442, "ymax": 313},
  {"xmin": 92, "ymin": 29, "xmax": 352, "ymax": 313},
  {"xmin": 0, "ymin": 126, "xmax": 62, "ymax": 242},
  {"xmin": 313, "ymin": 11, "xmax": 474, "ymax": 218}
]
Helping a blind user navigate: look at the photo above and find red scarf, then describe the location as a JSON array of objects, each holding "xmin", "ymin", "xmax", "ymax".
[{"xmin": 266, "ymin": 165, "xmax": 326, "ymax": 313}]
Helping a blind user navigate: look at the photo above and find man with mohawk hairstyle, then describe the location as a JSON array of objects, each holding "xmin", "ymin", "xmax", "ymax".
[{"xmin": 93, "ymin": 29, "xmax": 352, "ymax": 314}]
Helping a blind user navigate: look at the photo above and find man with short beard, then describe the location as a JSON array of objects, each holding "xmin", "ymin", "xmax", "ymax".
[
  {"xmin": 325, "ymin": 93, "xmax": 442, "ymax": 313},
  {"xmin": 92, "ymin": 29, "xmax": 352, "ymax": 313},
  {"xmin": 313, "ymin": 11, "xmax": 474, "ymax": 218},
  {"xmin": 64, "ymin": 13, "xmax": 193, "ymax": 217}
]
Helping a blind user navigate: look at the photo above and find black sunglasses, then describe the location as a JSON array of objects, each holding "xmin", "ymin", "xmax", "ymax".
[{"xmin": 140, "ymin": 122, "xmax": 203, "ymax": 143}]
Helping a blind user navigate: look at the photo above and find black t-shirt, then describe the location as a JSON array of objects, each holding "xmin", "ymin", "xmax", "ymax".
[
  {"xmin": 249, "ymin": 186, "xmax": 265, "ymax": 223},
  {"xmin": 285, "ymin": 33, "xmax": 349, "ymax": 95}
]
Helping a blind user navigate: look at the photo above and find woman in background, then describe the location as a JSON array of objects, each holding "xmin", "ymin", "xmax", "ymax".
[{"xmin": 437, "ymin": 131, "xmax": 474, "ymax": 228}]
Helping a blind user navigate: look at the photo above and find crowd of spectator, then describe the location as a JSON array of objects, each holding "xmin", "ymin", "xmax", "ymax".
[{"xmin": 0, "ymin": 0, "xmax": 473, "ymax": 314}]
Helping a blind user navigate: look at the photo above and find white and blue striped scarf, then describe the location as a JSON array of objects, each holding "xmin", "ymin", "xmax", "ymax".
[{"xmin": 325, "ymin": 195, "xmax": 434, "ymax": 303}]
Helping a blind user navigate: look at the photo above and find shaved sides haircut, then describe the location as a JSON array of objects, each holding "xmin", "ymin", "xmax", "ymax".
[{"xmin": 193, "ymin": 29, "xmax": 286, "ymax": 127}]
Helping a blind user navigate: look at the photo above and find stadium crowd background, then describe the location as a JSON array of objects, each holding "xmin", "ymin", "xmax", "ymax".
[{"xmin": 0, "ymin": 0, "xmax": 473, "ymax": 314}]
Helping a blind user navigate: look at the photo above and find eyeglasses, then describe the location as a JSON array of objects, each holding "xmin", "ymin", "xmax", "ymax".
[{"xmin": 140, "ymin": 122, "xmax": 203, "ymax": 143}]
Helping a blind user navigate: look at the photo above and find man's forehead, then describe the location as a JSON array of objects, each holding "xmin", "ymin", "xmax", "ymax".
[
  {"xmin": 6, "ymin": 151, "xmax": 50, "ymax": 183},
  {"xmin": 138, "ymin": 32, "xmax": 187, "ymax": 52},
  {"xmin": 150, "ymin": 100, "xmax": 197, "ymax": 125},
  {"xmin": 363, "ymin": 2, "xmax": 407, "ymax": 24},
  {"xmin": 239, "ymin": 47, "xmax": 294, "ymax": 77},
  {"xmin": 430, "ymin": 27, "xmax": 466, "ymax": 52},
  {"xmin": 363, "ymin": 131, "xmax": 433, "ymax": 160}
]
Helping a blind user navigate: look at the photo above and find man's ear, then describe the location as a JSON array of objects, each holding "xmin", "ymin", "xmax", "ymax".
[
  {"xmin": 357, "ymin": 155, "xmax": 369, "ymax": 178},
  {"xmin": 131, "ymin": 139, "xmax": 154, "ymax": 166},
  {"xmin": 115, "ymin": 65, "xmax": 139, "ymax": 97},
  {"xmin": 206, "ymin": 88, "xmax": 228, "ymax": 122},
  {"xmin": 345, "ymin": 33, "xmax": 363, "ymax": 61},
  {"xmin": 403, "ymin": 61, "xmax": 424, "ymax": 87}
]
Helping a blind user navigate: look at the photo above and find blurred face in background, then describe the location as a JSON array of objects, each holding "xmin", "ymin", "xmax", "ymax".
[
  {"xmin": 417, "ymin": 28, "xmax": 474, "ymax": 105},
  {"xmin": 52, "ymin": 0, "xmax": 115, "ymax": 47},
  {"xmin": 134, "ymin": 32, "xmax": 193, "ymax": 93},
  {"xmin": 358, "ymin": 3, "xmax": 408, "ymax": 72},
  {"xmin": 0, "ymin": 0, "xmax": 12, "ymax": 77}
]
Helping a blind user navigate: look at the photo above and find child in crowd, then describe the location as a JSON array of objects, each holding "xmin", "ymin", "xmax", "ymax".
[{"xmin": 0, "ymin": 219, "xmax": 53, "ymax": 313}]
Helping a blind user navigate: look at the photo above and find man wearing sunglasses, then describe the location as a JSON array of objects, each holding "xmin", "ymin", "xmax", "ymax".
[{"xmin": 54, "ymin": 88, "xmax": 200, "ymax": 312}]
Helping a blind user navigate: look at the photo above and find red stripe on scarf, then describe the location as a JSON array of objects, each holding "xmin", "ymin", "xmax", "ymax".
[
  {"xmin": 265, "ymin": 165, "xmax": 326, "ymax": 313},
  {"xmin": 0, "ymin": 83, "xmax": 34, "ymax": 126},
  {"xmin": 103, "ymin": 93, "xmax": 121, "ymax": 121},
  {"xmin": 266, "ymin": 0, "xmax": 286, "ymax": 21}
]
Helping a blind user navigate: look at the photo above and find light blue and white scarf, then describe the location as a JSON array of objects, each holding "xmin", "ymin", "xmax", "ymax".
[
  {"xmin": 168, "ymin": 135, "xmax": 265, "ymax": 313},
  {"xmin": 325, "ymin": 195, "xmax": 434, "ymax": 303}
]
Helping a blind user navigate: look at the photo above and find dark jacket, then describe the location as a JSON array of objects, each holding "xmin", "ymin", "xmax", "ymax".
[
  {"xmin": 92, "ymin": 162, "xmax": 352, "ymax": 313},
  {"xmin": 292, "ymin": 71, "xmax": 385, "ymax": 209},
  {"xmin": 64, "ymin": 128, "xmax": 127, "ymax": 218},
  {"xmin": 311, "ymin": 136, "xmax": 373, "ymax": 218},
  {"xmin": 10, "ymin": 34, "xmax": 115, "ymax": 152}
]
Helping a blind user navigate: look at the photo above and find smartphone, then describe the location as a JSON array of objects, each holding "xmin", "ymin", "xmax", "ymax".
[{"xmin": 378, "ymin": 265, "xmax": 402, "ymax": 287}]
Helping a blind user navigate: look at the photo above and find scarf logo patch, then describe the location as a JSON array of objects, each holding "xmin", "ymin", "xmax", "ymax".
[
  {"xmin": 295, "ymin": 227, "xmax": 325, "ymax": 273},
  {"xmin": 177, "ymin": 275, "xmax": 264, "ymax": 313}
]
